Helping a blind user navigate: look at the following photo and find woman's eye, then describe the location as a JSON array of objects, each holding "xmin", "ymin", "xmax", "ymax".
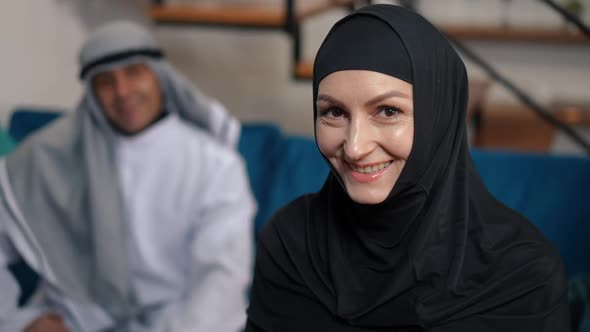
[
  {"xmin": 320, "ymin": 108, "xmax": 345, "ymax": 118},
  {"xmin": 378, "ymin": 106, "xmax": 401, "ymax": 117}
]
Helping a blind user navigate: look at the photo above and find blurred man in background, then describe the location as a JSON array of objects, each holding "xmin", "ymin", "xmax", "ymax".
[{"xmin": 0, "ymin": 21, "xmax": 255, "ymax": 332}]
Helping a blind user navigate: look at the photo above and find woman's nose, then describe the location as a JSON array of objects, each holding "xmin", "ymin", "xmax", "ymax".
[{"xmin": 343, "ymin": 117, "xmax": 376, "ymax": 161}]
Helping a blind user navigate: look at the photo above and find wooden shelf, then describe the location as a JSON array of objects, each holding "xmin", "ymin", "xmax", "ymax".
[
  {"xmin": 441, "ymin": 25, "xmax": 589, "ymax": 44},
  {"xmin": 552, "ymin": 101, "xmax": 590, "ymax": 126},
  {"xmin": 473, "ymin": 104, "xmax": 555, "ymax": 151},
  {"xmin": 473, "ymin": 103, "xmax": 590, "ymax": 152},
  {"xmin": 293, "ymin": 26, "xmax": 589, "ymax": 77},
  {"xmin": 294, "ymin": 59, "xmax": 313, "ymax": 79},
  {"xmin": 149, "ymin": 0, "xmax": 357, "ymax": 28}
]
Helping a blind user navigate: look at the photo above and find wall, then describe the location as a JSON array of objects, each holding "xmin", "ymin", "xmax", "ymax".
[{"xmin": 1, "ymin": 0, "xmax": 589, "ymax": 151}]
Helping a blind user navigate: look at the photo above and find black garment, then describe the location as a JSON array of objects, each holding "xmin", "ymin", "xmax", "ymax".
[{"xmin": 246, "ymin": 4, "xmax": 570, "ymax": 332}]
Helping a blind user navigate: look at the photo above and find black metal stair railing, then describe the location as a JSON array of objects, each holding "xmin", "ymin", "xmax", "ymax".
[
  {"xmin": 402, "ymin": 0, "xmax": 590, "ymax": 153},
  {"xmin": 450, "ymin": 37, "xmax": 590, "ymax": 153},
  {"xmin": 540, "ymin": 0, "xmax": 590, "ymax": 39},
  {"xmin": 284, "ymin": 0, "xmax": 301, "ymax": 70}
]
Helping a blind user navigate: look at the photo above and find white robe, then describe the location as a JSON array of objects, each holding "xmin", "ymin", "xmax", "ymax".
[{"xmin": 0, "ymin": 113, "xmax": 256, "ymax": 332}]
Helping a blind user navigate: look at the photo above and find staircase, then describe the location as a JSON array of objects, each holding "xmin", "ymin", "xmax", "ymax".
[{"xmin": 148, "ymin": 0, "xmax": 365, "ymax": 80}]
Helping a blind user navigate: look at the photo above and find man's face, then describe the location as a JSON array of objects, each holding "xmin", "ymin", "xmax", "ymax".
[{"xmin": 92, "ymin": 63, "xmax": 163, "ymax": 135}]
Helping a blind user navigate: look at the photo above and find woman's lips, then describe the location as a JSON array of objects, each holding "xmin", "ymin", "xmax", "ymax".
[{"xmin": 346, "ymin": 161, "xmax": 392, "ymax": 183}]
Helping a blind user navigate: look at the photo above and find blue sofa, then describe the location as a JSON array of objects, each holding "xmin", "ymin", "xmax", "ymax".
[{"xmin": 5, "ymin": 109, "xmax": 590, "ymax": 331}]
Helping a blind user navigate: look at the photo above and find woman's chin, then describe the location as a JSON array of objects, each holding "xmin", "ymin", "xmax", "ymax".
[{"xmin": 346, "ymin": 189, "xmax": 388, "ymax": 205}]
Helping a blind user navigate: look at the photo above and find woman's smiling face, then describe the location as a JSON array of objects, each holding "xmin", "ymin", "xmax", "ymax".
[{"xmin": 316, "ymin": 70, "xmax": 414, "ymax": 204}]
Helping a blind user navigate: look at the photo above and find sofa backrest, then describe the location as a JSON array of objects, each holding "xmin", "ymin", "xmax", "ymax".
[
  {"xmin": 471, "ymin": 150, "xmax": 590, "ymax": 277},
  {"xmin": 8, "ymin": 109, "xmax": 590, "ymax": 277}
]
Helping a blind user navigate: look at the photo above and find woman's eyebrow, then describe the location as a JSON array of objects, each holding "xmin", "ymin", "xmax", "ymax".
[
  {"xmin": 365, "ymin": 90, "xmax": 410, "ymax": 107},
  {"xmin": 316, "ymin": 94, "xmax": 346, "ymax": 109}
]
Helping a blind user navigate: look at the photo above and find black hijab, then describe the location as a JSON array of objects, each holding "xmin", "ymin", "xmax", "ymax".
[{"xmin": 247, "ymin": 5, "xmax": 569, "ymax": 331}]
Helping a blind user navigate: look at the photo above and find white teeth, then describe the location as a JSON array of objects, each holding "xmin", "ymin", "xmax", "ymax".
[{"xmin": 351, "ymin": 161, "xmax": 392, "ymax": 174}]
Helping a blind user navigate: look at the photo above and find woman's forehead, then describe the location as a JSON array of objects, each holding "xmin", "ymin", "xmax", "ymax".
[{"xmin": 317, "ymin": 70, "xmax": 413, "ymax": 99}]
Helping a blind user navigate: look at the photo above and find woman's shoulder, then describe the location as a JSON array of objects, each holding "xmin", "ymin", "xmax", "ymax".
[
  {"xmin": 258, "ymin": 193, "xmax": 318, "ymax": 249},
  {"xmin": 481, "ymin": 200, "xmax": 566, "ymax": 289},
  {"xmin": 252, "ymin": 194, "xmax": 322, "ymax": 292},
  {"xmin": 256, "ymin": 191, "xmax": 330, "ymax": 271},
  {"xmin": 470, "ymin": 204, "xmax": 569, "ymax": 317},
  {"xmin": 496, "ymin": 203, "xmax": 564, "ymax": 275}
]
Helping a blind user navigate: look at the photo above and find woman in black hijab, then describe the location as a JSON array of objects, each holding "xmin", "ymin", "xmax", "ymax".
[{"xmin": 246, "ymin": 4, "xmax": 570, "ymax": 332}]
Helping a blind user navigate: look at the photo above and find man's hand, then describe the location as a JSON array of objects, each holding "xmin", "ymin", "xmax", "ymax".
[{"xmin": 24, "ymin": 313, "xmax": 71, "ymax": 332}]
